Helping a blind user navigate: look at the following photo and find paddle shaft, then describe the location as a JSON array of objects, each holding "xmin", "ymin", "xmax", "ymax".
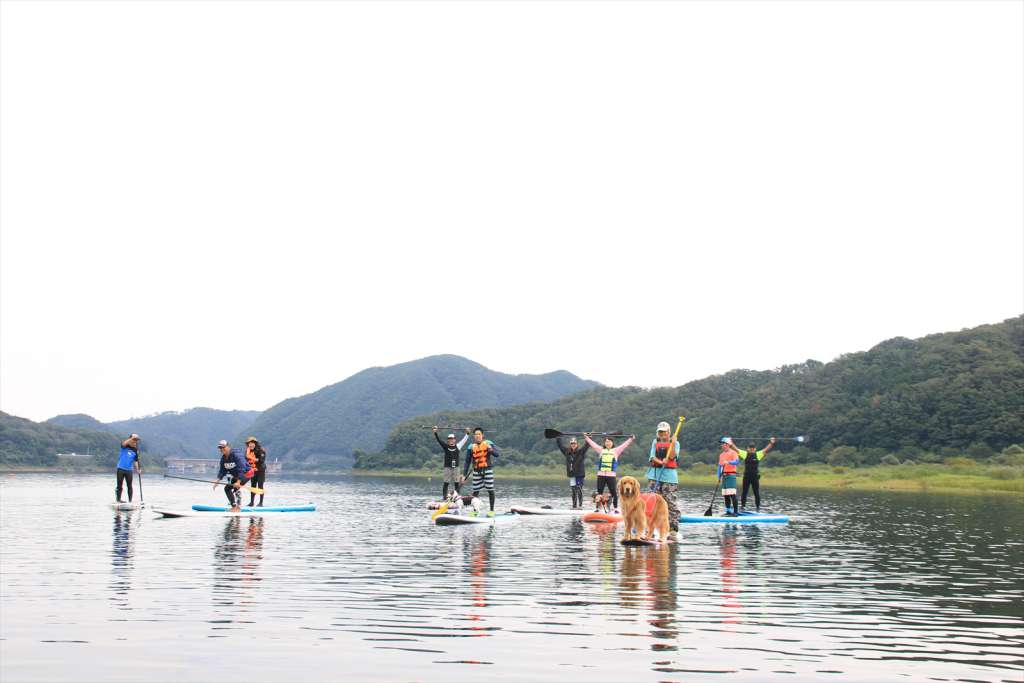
[
  {"xmin": 703, "ymin": 477, "xmax": 722, "ymax": 516},
  {"xmin": 163, "ymin": 473, "xmax": 264, "ymax": 494},
  {"xmin": 544, "ymin": 428, "xmax": 624, "ymax": 439}
]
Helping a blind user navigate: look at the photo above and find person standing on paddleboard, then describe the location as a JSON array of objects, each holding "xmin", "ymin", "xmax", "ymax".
[
  {"xmin": 245, "ymin": 437, "xmax": 268, "ymax": 507},
  {"xmin": 434, "ymin": 426, "xmax": 470, "ymax": 501},
  {"xmin": 584, "ymin": 433, "xmax": 636, "ymax": 514},
  {"xmin": 646, "ymin": 421, "xmax": 681, "ymax": 538},
  {"xmin": 212, "ymin": 439, "xmax": 252, "ymax": 513},
  {"xmin": 718, "ymin": 439, "xmax": 741, "ymax": 517},
  {"xmin": 115, "ymin": 434, "xmax": 141, "ymax": 503},
  {"xmin": 461, "ymin": 428, "xmax": 500, "ymax": 517},
  {"xmin": 737, "ymin": 437, "xmax": 776, "ymax": 511},
  {"xmin": 556, "ymin": 436, "xmax": 590, "ymax": 509}
]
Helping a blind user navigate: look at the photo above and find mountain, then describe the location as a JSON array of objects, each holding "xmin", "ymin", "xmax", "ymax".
[
  {"xmin": 357, "ymin": 316, "xmax": 1024, "ymax": 470},
  {"xmin": 47, "ymin": 407, "xmax": 261, "ymax": 458},
  {"xmin": 244, "ymin": 354, "xmax": 600, "ymax": 467},
  {"xmin": 1, "ymin": 412, "xmax": 121, "ymax": 467}
]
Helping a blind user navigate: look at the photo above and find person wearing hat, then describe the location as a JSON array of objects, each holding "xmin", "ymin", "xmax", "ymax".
[
  {"xmin": 115, "ymin": 434, "xmax": 142, "ymax": 503},
  {"xmin": 555, "ymin": 435, "xmax": 590, "ymax": 509},
  {"xmin": 433, "ymin": 426, "xmax": 470, "ymax": 501},
  {"xmin": 646, "ymin": 421, "xmax": 681, "ymax": 538},
  {"xmin": 245, "ymin": 437, "xmax": 268, "ymax": 507},
  {"xmin": 213, "ymin": 439, "xmax": 252, "ymax": 512}
]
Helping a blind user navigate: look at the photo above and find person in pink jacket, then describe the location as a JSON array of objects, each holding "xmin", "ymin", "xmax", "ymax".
[{"xmin": 583, "ymin": 433, "xmax": 636, "ymax": 513}]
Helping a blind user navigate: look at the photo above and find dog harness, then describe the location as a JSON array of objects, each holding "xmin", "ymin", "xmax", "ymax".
[{"xmin": 639, "ymin": 492, "xmax": 660, "ymax": 517}]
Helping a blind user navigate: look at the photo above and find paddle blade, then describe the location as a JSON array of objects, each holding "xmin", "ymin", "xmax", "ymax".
[
  {"xmin": 544, "ymin": 428, "xmax": 562, "ymax": 439},
  {"xmin": 430, "ymin": 502, "xmax": 450, "ymax": 521},
  {"xmin": 795, "ymin": 435, "xmax": 807, "ymax": 443}
]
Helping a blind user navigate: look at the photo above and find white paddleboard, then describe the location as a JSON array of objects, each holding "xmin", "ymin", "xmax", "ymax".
[
  {"xmin": 510, "ymin": 506, "xmax": 585, "ymax": 516},
  {"xmin": 154, "ymin": 508, "xmax": 296, "ymax": 518},
  {"xmin": 111, "ymin": 502, "xmax": 144, "ymax": 511}
]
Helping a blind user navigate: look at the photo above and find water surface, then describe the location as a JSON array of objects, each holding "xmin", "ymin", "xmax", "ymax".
[{"xmin": 1, "ymin": 473, "xmax": 1021, "ymax": 682}]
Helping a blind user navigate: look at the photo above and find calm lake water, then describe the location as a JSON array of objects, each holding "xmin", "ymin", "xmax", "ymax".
[{"xmin": 1, "ymin": 473, "xmax": 1022, "ymax": 682}]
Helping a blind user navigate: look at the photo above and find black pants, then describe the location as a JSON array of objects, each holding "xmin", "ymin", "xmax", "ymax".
[
  {"xmin": 249, "ymin": 471, "xmax": 266, "ymax": 506},
  {"xmin": 115, "ymin": 468, "xmax": 133, "ymax": 502},
  {"xmin": 741, "ymin": 472, "xmax": 761, "ymax": 509},
  {"xmin": 224, "ymin": 477, "xmax": 245, "ymax": 507},
  {"xmin": 597, "ymin": 476, "xmax": 618, "ymax": 510}
]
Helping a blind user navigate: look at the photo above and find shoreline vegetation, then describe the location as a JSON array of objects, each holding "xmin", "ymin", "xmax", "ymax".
[{"xmin": 8, "ymin": 459, "xmax": 1019, "ymax": 496}]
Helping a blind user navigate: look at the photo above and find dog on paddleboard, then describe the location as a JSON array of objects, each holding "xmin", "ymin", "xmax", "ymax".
[
  {"xmin": 618, "ymin": 476, "xmax": 670, "ymax": 542},
  {"xmin": 592, "ymin": 491, "xmax": 612, "ymax": 513}
]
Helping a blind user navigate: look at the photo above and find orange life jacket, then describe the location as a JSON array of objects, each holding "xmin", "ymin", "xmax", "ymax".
[
  {"xmin": 653, "ymin": 441, "xmax": 677, "ymax": 469},
  {"xmin": 245, "ymin": 448, "xmax": 257, "ymax": 471},
  {"xmin": 471, "ymin": 442, "xmax": 491, "ymax": 470}
]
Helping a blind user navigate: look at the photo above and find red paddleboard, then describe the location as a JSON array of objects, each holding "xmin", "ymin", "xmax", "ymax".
[{"xmin": 582, "ymin": 511, "xmax": 622, "ymax": 523}]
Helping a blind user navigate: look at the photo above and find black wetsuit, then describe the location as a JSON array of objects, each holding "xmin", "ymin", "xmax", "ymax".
[{"xmin": 556, "ymin": 438, "xmax": 590, "ymax": 508}]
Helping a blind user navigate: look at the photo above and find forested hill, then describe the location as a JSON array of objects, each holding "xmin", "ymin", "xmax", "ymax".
[
  {"xmin": 356, "ymin": 316, "xmax": 1024, "ymax": 470},
  {"xmin": 47, "ymin": 408, "xmax": 261, "ymax": 458},
  {"xmin": 243, "ymin": 355, "xmax": 600, "ymax": 467},
  {"xmin": 1, "ymin": 412, "xmax": 121, "ymax": 467}
]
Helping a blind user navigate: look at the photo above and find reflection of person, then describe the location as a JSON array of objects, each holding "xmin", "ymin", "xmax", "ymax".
[
  {"xmin": 115, "ymin": 434, "xmax": 141, "ymax": 503},
  {"xmin": 434, "ymin": 426, "xmax": 470, "ymax": 501},
  {"xmin": 213, "ymin": 440, "xmax": 252, "ymax": 512},
  {"xmin": 556, "ymin": 436, "xmax": 590, "ymax": 509}
]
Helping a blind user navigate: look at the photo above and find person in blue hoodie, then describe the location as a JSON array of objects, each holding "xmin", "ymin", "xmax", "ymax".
[
  {"xmin": 114, "ymin": 434, "xmax": 141, "ymax": 503},
  {"xmin": 212, "ymin": 439, "xmax": 253, "ymax": 512}
]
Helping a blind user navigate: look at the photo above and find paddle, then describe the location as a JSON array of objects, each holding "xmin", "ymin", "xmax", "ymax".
[
  {"xmin": 544, "ymin": 428, "xmax": 624, "ymax": 439},
  {"xmin": 703, "ymin": 476, "xmax": 722, "ymax": 517},
  {"xmin": 136, "ymin": 444, "xmax": 144, "ymax": 505},
  {"xmin": 163, "ymin": 473, "xmax": 265, "ymax": 494},
  {"xmin": 731, "ymin": 435, "xmax": 809, "ymax": 443},
  {"xmin": 420, "ymin": 425, "xmax": 496, "ymax": 432}
]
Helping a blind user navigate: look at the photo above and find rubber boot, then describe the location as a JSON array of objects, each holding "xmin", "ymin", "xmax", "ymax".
[{"xmin": 488, "ymin": 490, "xmax": 495, "ymax": 512}]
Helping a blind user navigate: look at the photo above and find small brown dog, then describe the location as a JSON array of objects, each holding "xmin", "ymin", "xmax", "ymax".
[{"xmin": 618, "ymin": 475, "xmax": 670, "ymax": 542}]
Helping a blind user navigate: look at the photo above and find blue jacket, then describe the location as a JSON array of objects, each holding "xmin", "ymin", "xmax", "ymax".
[{"xmin": 217, "ymin": 449, "xmax": 251, "ymax": 483}]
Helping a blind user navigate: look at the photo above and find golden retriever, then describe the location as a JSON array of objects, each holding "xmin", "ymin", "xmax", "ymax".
[{"xmin": 618, "ymin": 475, "xmax": 670, "ymax": 542}]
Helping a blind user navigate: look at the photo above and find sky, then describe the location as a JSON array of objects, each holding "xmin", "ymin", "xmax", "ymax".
[{"xmin": 1, "ymin": 0, "xmax": 1022, "ymax": 424}]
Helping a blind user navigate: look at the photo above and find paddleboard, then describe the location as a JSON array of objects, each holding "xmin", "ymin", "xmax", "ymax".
[
  {"xmin": 154, "ymin": 508, "xmax": 313, "ymax": 518},
  {"xmin": 510, "ymin": 506, "xmax": 584, "ymax": 516},
  {"xmin": 191, "ymin": 504, "xmax": 315, "ymax": 512},
  {"xmin": 434, "ymin": 512, "xmax": 518, "ymax": 526},
  {"xmin": 581, "ymin": 511, "xmax": 622, "ymax": 523},
  {"xmin": 111, "ymin": 501, "xmax": 144, "ymax": 511},
  {"xmin": 680, "ymin": 513, "xmax": 789, "ymax": 524}
]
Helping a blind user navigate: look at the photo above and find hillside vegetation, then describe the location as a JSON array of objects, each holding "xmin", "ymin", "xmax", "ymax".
[
  {"xmin": 244, "ymin": 354, "xmax": 599, "ymax": 467},
  {"xmin": 356, "ymin": 316, "xmax": 1024, "ymax": 472}
]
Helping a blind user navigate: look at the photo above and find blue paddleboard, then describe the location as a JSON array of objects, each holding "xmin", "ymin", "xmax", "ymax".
[{"xmin": 680, "ymin": 512, "xmax": 788, "ymax": 524}]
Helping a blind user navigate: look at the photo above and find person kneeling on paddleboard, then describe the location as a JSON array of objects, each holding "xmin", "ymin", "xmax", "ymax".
[
  {"xmin": 461, "ymin": 428, "xmax": 499, "ymax": 517},
  {"xmin": 584, "ymin": 433, "xmax": 636, "ymax": 515},
  {"xmin": 213, "ymin": 439, "xmax": 253, "ymax": 513},
  {"xmin": 556, "ymin": 436, "xmax": 590, "ymax": 509},
  {"xmin": 718, "ymin": 439, "xmax": 741, "ymax": 517}
]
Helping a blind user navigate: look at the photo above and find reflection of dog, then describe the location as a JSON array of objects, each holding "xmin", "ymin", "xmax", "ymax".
[
  {"xmin": 618, "ymin": 476, "xmax": 670, "ymax": 542},
  {"xmin": 592, "ymin": 491, "xmax": 612, "ymax": 513}
]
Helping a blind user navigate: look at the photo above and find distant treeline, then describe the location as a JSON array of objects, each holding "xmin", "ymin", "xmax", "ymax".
[{"xmin": 354, "ymin": 316, "xmax": 1024, "ymax": 472}]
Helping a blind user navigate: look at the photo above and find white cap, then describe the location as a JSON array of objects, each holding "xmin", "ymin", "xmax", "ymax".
[
  {"xmin": 217, "ymin": 440, "xmax": 229, "ymax": 448},
  {"xmin": 447, "ymin": 433, "xmax": 456, "ymax": 439},
  {"xmin": 656, "ymin": 421, "xmax": 671, "ymax": 432}
]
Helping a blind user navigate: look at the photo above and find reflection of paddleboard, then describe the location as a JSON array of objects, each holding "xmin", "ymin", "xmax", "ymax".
[
  {"xmin": 191, "ymin": 504, "xmax": 315, "ymax": 512},
  {"xmin": 680, "ymin": 513, "xmax": 789, "ymax": 524},
  {"xmin": 621, "ymin": 538, "xmax": 663, "ymax": 546},
  {"xmin": 582, "ymin": 511, "xmax": 622, "ymax": 523},
  {"xmin": 510, "ymin": 507, "xmax": 584, "ymax": 516},
  {"xmin": 111, "ymin": 502, "xmax": 144, "ymax": 511},
  {"xmin": 434, "ymin": 513, "xmax": 518, "ymax": 526}
]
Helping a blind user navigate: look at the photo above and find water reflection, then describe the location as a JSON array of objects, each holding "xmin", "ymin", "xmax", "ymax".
[
  {"xmin": 109, "ymin": 510, "xmax": 137, "ymax": 607},
  {"xmin": 210, "ymin": 517, "xmax": 265, "ymax": 625}
]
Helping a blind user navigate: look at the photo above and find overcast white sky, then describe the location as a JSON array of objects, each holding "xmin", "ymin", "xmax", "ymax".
[{"xmin": 2, "ymin": 0, "xmax": 1022, "ymax": 424}]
